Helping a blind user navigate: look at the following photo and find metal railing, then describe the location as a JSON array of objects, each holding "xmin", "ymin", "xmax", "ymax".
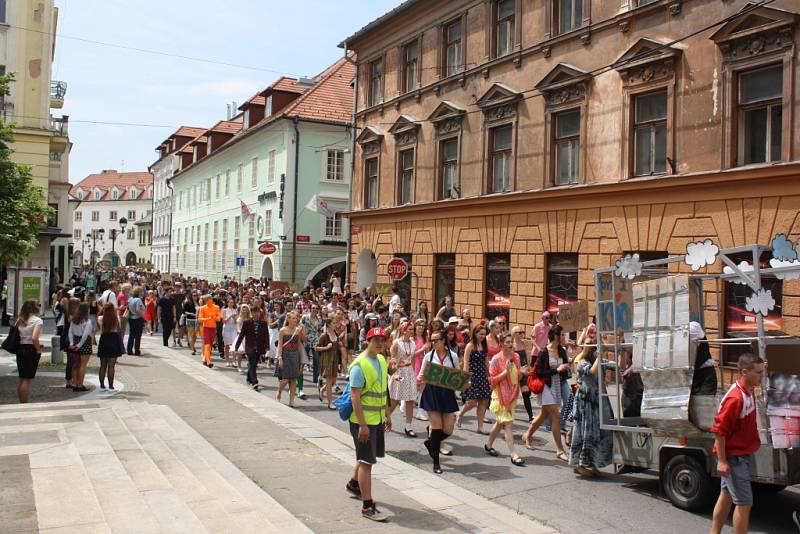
[{"xmin": 50, "ymin": 80, "xmax": 67, "ymax": 99}]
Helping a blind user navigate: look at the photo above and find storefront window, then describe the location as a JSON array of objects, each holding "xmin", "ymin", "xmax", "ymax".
[
  {"xmin": 547, "ymin": 253, "xmax": 578, "ymax": 313},
  {"xmin": 485, "ymin": 253, "xmax": 511, "ymax": 321},
  {"xmin": 723, "ymin": 252, "xmax": 783, "ymax": 366},
  {"xmin": 435, "ymin": 254, "xmax": 456, "ymax": 311}
]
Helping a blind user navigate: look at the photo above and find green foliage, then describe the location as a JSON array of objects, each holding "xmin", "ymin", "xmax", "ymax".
[{"xmin": 0, "ymin": 72, "xmax": 54, "ymax": 266}]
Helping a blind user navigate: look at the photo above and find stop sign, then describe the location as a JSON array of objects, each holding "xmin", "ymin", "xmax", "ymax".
[
  {"xmin": 258, "ymin": 242, "xmax": 277, "ymax": 255},
  {"xmin": 387, "ymin": 257, "xmax": 408, "ymax": 281}
]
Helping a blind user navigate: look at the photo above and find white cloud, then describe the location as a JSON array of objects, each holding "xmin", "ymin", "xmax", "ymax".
[
  {"xmin": 771, "ymin": 233, "xmax": 797, "ymax": 262},
  {"xmin": 615, "ymin": 253, "xmax": 643, "ymax": 280},
  {"xmin": 745, "ymin": 288, "xmax": 775, "ymax": 317},
  {"xmin": 684, "ymin": 239, "xmax": 719, "ymax": 271},
  {"xmin": 769, "ymin": 258, "xmax": 800, "ymax": 280},
  {"xmin": 722, "ymin": 261, "xmax": 753, "ymax": 285}
]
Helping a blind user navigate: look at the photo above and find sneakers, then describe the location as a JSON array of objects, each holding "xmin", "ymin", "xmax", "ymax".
[
  {"xmin": 250, "ymin": 383, "xmax": 260, "ymax": 391},
  {"xmin": 361, "ymin": 504, "xmax": 389, "ymax": 522},
  {"xmin": 345, "ymin": 480, "xmax": 361, "ymax": 497},
  {"xmin": 297, "ymin": 391, "xmax": 307, "ymax": 400}
]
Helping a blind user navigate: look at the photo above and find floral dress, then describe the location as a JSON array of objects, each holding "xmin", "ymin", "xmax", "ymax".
[
  {"xmin": 389, "ymin": 338, "xmax": 417, "ymax": 402},
  {"xmin": 569, "ymin": 359, "xmax": 614, "ymax": 469}
]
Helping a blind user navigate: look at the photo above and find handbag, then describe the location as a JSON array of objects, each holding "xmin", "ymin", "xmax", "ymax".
[
  {"xmin": 526, "ymin": 357, "xmax": 545, "ymax": 395},
  {"xmin": 1, "ymin": 324, "xmax": 21, "ymax": 355},
  {"xmin": 123, "ymin": 307, "xmax": 131, "ymax": 320}
]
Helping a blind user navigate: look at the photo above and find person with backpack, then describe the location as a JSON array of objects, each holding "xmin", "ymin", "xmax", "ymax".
[
  {"xmin": 345, "ymin": 327, "xmax": 393, "ymax": 522},
  {"xmin": 99, "ymin": 281, "xmax": 118, "ymax": 308}
]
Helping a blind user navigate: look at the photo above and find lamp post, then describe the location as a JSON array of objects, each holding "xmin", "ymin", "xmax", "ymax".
[
  {"xmin": 87, "ymin": 229, "xmax": 104, "ymax": 274},
  {"xmin": 109, "ymin": 217, "xmax": 128, "ymax": 269},
  {"xmin": 81, "ymin": 237, "xmax": 87, "ymax": 272},
  {"xmin": 119, "ymin": 217, "xmax": 128, "ymax": 266}
]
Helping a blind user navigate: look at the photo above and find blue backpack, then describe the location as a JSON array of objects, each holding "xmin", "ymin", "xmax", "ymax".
[{"xmin": 333, "ymin": 381, "xmax": 353, "ymax": 421}]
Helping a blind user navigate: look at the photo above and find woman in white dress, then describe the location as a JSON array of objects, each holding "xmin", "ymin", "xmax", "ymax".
[
  {"xmin": 387, "ymin": 321, "xmax": 418, "ymax": 437},
  {"xmin": 221, "ymin": 298, "xmax": 238, "ymax": 368}
]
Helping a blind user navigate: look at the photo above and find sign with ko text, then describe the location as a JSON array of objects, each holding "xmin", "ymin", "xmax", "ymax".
[{"xmin": 421, "ymin": 361, "xmax": 472, "ymax": 391}]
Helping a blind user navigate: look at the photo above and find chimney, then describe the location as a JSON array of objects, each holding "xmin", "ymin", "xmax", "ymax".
[
  {"xmin": 297, "ymin": 76, "xmax": 315, "ymax": 87},
  {"xmin": 102, "ymin": 169, "xmax": 117, "ymax": 174},
  {"xmin": 226, "ymin": 104, "xmax": 232, "ymax": 120}
]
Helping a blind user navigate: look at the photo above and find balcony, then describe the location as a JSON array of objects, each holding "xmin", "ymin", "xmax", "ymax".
[
  {"xmin": 50, "ymin": 80, "xmax": 67, "ymax": 109},
  {"xmin": 50, "ymin": 115, "xmax": 69, "ymax": 153}
]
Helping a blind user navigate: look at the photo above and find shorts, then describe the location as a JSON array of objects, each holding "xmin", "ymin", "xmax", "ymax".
[
  {"xmin": 349, "ymin": 422, "xmax": 385, "ymax": 465},
  {"xmin": 16, "ymin": 345, "xmax": 41, "ymax": 379},
  {"xmin": 720, "ymin": 455, "xmax": 753, "ymax": 505}
]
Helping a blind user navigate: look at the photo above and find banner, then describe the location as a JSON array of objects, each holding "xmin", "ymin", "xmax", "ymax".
[
  {"xmin": 370, "ymin": 282, "xmax": 393, "ymax": 296},
  {"xmin": 304, "ymin": 195, "xmax": 334, "ymax": 217},
  {"xmin": 421, "ymin": 361, "xmax": 472, "ymax": 391},
  {"xmin": 558, "ymin": 300, "xmax": 589, "ymax": 332}
]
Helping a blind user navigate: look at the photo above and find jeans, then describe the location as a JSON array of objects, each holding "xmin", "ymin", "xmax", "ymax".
[
  {"xmin": 246, "ymin": 352, "xmax": 259, "ymax": 385},
  {"xmin": 126, "ymin": 317, "xmax": 144, "ymax": 354},
  {"xmin": 307, "ymin": 345, "xmax": 320, "ymax": 384},
  {"xmin": 216, "ymin": 322, "xmax": 224, "ymax": 353}
]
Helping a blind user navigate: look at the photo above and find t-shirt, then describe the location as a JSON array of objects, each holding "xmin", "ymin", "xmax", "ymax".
[
  {"xmin": 531, "ymin": 321, "xmax": 551, "ymax": 350},
  {"xmin": 128, "ymin": 297, "xmax": 144, "ymax": 320},
  {"xmin": 349, "ymin": 354, "xmax": 384, "ymax": 389},
  {"xmin": 158, "ymin": 297, "xmax": 175, "ymax": 322},
  {"xmin": 17, "ymin": 315, "xmax": 43, "ymax": 344},
  {"xmin": 172, "ymin": 293, "xmax": 186, "ymax": 318},
  {"xmin": 99, "ymin": 289, "xmax": 118, "ymax": 307}
]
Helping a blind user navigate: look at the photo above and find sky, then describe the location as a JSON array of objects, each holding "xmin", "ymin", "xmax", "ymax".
[{"xmin": 53, "ymin": 0, "xmax": 399, "ymax": 183}]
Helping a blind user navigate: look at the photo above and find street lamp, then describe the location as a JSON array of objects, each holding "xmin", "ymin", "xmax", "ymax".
[
  {"xmin": 109, "ymin": 217, "xmax": 128, "ymax": 268},
  {"xmin": 87, "ymin": 229, "xmax": 104, "ymax": 274}
]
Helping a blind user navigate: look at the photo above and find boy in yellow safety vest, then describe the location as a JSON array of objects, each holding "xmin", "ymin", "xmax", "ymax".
[{"xmin": 345, "ymin": 327, "xmax": 396, "ymax": 522}]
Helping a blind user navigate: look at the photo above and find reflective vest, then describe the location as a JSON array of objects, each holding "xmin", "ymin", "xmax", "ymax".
[{"xmin": 348, "ymin": 352, "xmax": 388, "ymax": 425}]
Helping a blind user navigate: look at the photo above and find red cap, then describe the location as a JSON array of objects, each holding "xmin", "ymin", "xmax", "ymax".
[{"xmin": 366, "ymin": 327, "xmax": 388, "ymax": 341}]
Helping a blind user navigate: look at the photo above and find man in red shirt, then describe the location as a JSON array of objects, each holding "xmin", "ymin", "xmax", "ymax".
[{"xmin": 710, "ymin": 353, "xmax": 765, "ymax": 534}]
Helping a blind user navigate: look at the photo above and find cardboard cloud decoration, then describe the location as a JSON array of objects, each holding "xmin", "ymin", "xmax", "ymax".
[
  {"xmin": 614, "ymin": 253, "xmax": 643, "ymax": 280},
  {"xmin": 684, "ymin": 239, "xmax": 719, "ymax": 271},
  {"xmin": 769, "ymin": 258, "xmax": 800, "ymax": 280},
  {"xmin": 745, "ymin": 288, "xmax": 775, "ymax": 317},
  {"xmin": 722, "ymin": 261, "xmax": 753, "ymax": 285},
  {"xmin": 771, "ymin": 233, "xmax": 797, "ymax": 262}
]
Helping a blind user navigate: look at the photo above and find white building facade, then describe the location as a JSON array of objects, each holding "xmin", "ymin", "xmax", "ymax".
[{"xmin": 69, "ymin": 171, "xmax": 154, "ymax": 268}]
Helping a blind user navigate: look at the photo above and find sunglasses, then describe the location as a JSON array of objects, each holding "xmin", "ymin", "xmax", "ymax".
[{"xmin": 431, "ymin": 337, "xmax": 444, "ymax": 343}]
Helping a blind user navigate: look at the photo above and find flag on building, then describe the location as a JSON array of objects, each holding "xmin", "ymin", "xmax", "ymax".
[
  {"xmin": 304, "ymin": 194, "xmax": 333, "ymax": 217},
  {"xmin": 240, "ymin": 200, "xmax": 251, "ymax": 221}
]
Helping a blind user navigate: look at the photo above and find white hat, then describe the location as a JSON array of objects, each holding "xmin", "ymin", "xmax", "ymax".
[
  {"xmin": 689, "ymin": 321, "xmax": 705, "ymax": 341},
  {"xmin": 447, "ymin": 316, "xmax": 460, "ymax": 325}
]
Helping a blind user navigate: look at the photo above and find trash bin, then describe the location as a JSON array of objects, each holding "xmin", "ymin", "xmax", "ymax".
[{"xmin": 51, "ymin": 335, "xmax": 63, "ymax": 364}]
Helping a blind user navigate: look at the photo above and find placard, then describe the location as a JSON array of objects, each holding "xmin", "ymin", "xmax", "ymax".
[
  {"xmin": 370, "ymin": 282, "xmax": 393, "ymax": 296},
  {"xmin": 421, "ymin": 361, "xmax": 472, "ymax": 391},
  {"xmin": 558, "ymin": 300, "xmax": 588, "ymax": 332},
  {"xmin": 270, "ymin": 281, "xmax": 289, "ymax": 292}
]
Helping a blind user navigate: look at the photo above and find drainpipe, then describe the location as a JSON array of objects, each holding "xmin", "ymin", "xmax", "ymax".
[
  {"xmin": 344, "ymin": 44, "xmax": 358, "ymax": 289},
  {"xmin": 166, "ymin": 178, "xmax": 174, "ymax": 273},
  {"xmin": 291, "ymin": 116, "xmax": 300, "ymax": 284}
]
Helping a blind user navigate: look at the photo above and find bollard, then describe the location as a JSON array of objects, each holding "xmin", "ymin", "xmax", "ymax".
[{"xmin": 50, "ymin": 335, "xmax": 63, "ymax": 364}]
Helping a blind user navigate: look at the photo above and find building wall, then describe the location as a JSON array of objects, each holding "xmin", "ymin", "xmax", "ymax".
[
  {"xmin": 72, "ymin": 199, "xmax": 153, "ymax": 266},
  {"xmin": 150, "ymin": 153, "xmax": 178, "ymax": 272}
]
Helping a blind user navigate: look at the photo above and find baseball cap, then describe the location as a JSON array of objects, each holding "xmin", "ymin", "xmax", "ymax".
[
  {"xmin": 447, "ymin": 316, "xmax": 459, "ymax": 325},
  {"xmin": 366, "ymin": 327, "xmax": 388, "ymax": 341}
]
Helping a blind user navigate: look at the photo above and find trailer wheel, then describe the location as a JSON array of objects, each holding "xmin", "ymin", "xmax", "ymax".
[{"xmin": 662, "ymin": 454, "xmax": 714, "ymax": 511}]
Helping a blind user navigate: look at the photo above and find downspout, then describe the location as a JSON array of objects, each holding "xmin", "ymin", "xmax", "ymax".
[
  {"xmin": 166, "ymin": 177, "xmax": 173, "ymax": 273},
  {"xmin": 291, "ymin": 116, "xmax": 300, "ymax": 284},
  {"xmin": 344, "ymin": 44, "xmax": 358, "ymax": 289}
]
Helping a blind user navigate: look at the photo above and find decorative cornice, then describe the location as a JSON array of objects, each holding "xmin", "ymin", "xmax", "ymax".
[
  {"xmin": 544, "ymin": 84, "xmax": 586, "ymax": 106},
  {"xmin": 619, "ymin": 58, "xmax": 676, "ymax": 87},
  {"xmin": 718, "ymin": 25, "xmax": 795, "ymax": 61}
]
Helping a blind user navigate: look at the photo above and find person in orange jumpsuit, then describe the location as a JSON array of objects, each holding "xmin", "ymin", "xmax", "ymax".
[{"xmin": 197, "ymin": 295, "xmax": 221, "ymax": 368}]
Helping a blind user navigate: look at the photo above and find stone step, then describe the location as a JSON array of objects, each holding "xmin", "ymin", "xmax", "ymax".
[{"xmin": 124, "ymin": 401, "xmax": 285, "ymax": 534}]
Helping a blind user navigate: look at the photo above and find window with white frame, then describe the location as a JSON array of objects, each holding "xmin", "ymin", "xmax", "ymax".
[
  {"xmin": 94, "ymin": 190, "xmax": 101, "ymax": 200},
  {"xmin": 251, "ymin": 157, "xmax": 258, "ymax": 188},
  {"xmin": 127, "ymin": 228, "xmax": 135, "ymax": 240},
  {"xmin": 74, "ymin": 211, "xmax": 82, "ymax": 221},
  {"xmin": 266, "ymin": 95, "xmax": 273, "ymax": 116},
  {"xmin": 109, "ymin": 211, "xmax": 117, "ymax": 221},
  {"xmin": 128, "ymin": 210, "xmax": 136, "ymax": 220},
  {"xmin": 268, "ymin": 150, "xmax": 276, "ymax": 183},
  {"xmin": 495, "ymin": 0, "xmax": 515, "ymax": 58},
  {"xmin": 237, "ymin": 164, "xmax": 243, "ymax": 192},
  {"xmin": 248, "ymin": 217, "xmax": 255, "ymax": 237},
  {"xmin": 234, "ymin": 215, "xmax": 240, "ymax": 238},
  {"xmin": 222, "ymin": 218, "xmax": 228, "ymax": 240},
  {"xmin": 112, "ymin": 189, "xmax": 119, "ymax": 200},
  {"xmin": 225, "ymin": 169, "xmax": 231, "ymax": 195},
  {"xmin": 216, "ymin": 174, "xmax": 221, "ymax": 199},
  {"xmin": 91, "ymin": 211, "xmax": 99, "ymax": 221},
  {"xmin": 73, "ymin": 229, "xmax": 81, "ymax": 240},
  {"xmin": 205, "ymin": 178, "xmax": 212, "ymax": 201},
  {"xmin": 325, "ymin": 212, "xmax": 343, "ymax": 239},
  {"xmin": 326, "ymin": 149, "xmax": 345, "ymax": 181},
  {"xmin": 738, "ymin": 65, "xmax": 783, "ymax": 165},
  {"xmin": 264, "ymin": 210, "xmax": 272, "ymax": 236}
]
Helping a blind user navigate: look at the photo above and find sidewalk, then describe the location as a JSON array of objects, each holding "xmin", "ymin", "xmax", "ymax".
[{"xmin": 133, "ymin": 336, "xmax": 556, "ymax": 533}]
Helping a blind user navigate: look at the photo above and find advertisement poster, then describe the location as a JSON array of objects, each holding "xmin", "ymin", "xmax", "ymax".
[
  {"xmin": 767, "ymin": 372, "xmax": 800, "ymax": 449},
  {"xmin": 21, "ymin": 276, "xmax": 41, "ymax": 303}
]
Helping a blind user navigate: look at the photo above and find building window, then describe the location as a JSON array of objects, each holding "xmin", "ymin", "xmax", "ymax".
[
  {"xmin": 554, "ymin": 109, "xmax": 581, "ymax": 185},
  {"xmin": 91, "ymin": 211, "xmax": 99, "ymax": 222},
  {"xmin": 485, "ymin": 253, "xmax": 511, "ymax": 321},
  {"xmin": 225, "ymin": 169, "xmax": 231, "ymax": 195},
  {"xmin": 268, "ymin": 150, "xmax": 276, "ymax": 183},
  {"xmin": 109, "ymin": 211, "xmax": 117, "ymax": 221},
  {"xmin": 222, "ymin": 219, "xmax": 228, "ymax": 240},
  {"xmin": 443, "ymin": 19, "xmax": 463, "ymax": 77},
  {"xmin": 216, "ymin": 174, "xmax": 221, "ymax": 199},
  {"xmin": 264, "ymin": 210, "xmax": 272, "ymax": 236},
  {"xmin": 490, "ymin": 124, "xmax": 512, "ymax": 193},
  {"xmin": 206, "ymin": 178, "xmax": 212, "ymax": 201},
  {"xmin": 546, "ymin": 253, "xmax": 578, "ymax": 313},
  {"xmin": 439, "ymin": 138, "xmax": 459, "ymax": 200},
  {"xmin": 368, "ymin": 58, "xmax": 383, "ymax": 106},
  {"xmin": 127, "ymin": 229, "xmax": 135, "ymax": 240},
  {"xmin": 266, "ymin": 95, "xmax": 273, "ymax": 116},
  {"xmin": 0, "ymin": 1, "xmax": 6, "ymax": 24},
  {"xmin": 364, "ymin": 157, "xmax": 378, "ymax": 209},
  {"xmin": 128, "ymin": 210, "xmax": 136, "ymax": 220},
  {"xmin": 633, "ymin": 90, "xmax": 668, "ymax": 176},
  {"xmin": 398, "ymin": 149, "xmax": 414, "ymax": 205},
  {"xmin": 234, "ymin": 216, "xmax": 240, "ymax": 238},
  {"xmin": 435, "ymin": 254, "xmax": 456, "ymax": 311},
  {"xmin": 556, "ymin": 0, "xmax": 583, "ymax": 35},
  {"xmin": 395, "ymin": 253, "xmax": 413, "ymax": 307},
  {"xmin": 325, "ymin": 212, "xmax": 343, "ymax": 239},
  {"xmin": 494, "ymin": 0, "xmax": 515, "ymax": 58},
  {"xmin": 237, "ymin": 164, "xmax": 243, "ymax": 192},
  {"xmin": 94, "ymin": 190, "xmax": 101, "ymax": 200},
  {"xmin": 402, "ymin": 40, "xmax": 419, "ymax": 93},
  {"xmin": 251, "ymin": 157, "xmax": 258, "ymax": 188},
  {"xmin": 738, "ymin": 65, "xmax": 783, "ymax": 166},
  {"xmin": 73, "ymin": 230, "xmax": 81, "ymax": 240},
  {"xmin": 112, "ymin": 189, "xmax": 119, "ymax": 200},
  {"xmin": 74, "ymin": 211, "xmax": 82, "ymax": 222},
  {"xmin": 326, "ymin": 149, "xmax": 345, "ymax": 181}
]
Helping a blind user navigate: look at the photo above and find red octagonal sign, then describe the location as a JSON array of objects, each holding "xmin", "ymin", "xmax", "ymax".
[
  {"xmin": 387, "ymin": 257, "xmax": 408, "ymax": 281},
  {"xmin": 258, "ymin": 242, "xmax": 277, "ymax": 255}
]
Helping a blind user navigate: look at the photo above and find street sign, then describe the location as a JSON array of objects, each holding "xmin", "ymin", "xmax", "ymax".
[
  {"xmin": 351, "ymin": 224, "xmax": 362, "ymax": 235},
  {"xmin": 387, "ymin": 257, "xmax": 409, "ymax": 281},
  {"xmin": 258, "ymin": 242, "xmax": 277, "ymax": 255},
  {"xmin": 296, "ymin": 234, "xmax": 310, "ymax": 242},
  {"xmin": 235, "ymin": 256, "xmax": 246, "ymax": 267}
]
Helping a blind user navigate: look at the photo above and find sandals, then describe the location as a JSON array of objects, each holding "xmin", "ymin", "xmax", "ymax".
[
  {"xmin": 511, "ymin": 456, "xmax": 525, "ymax": 466},
  {"xmin": 556, "ymin": 451, "xmax": 569, "ymax": 462},
  {"xmin": 522, "ymin": 434, "xmax": 534, "ymax": 450},
  {"xmin": 484, "ymin": 445, "xmax": 499, "ymax": 457},
  {"xmin": 574, "ymin": 466, "xmax": 594, "ymax": 477}
]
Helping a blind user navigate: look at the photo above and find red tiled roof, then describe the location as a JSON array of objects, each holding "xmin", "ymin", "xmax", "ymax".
[
  {"xmin": 282, "ymin": 54, "xmax": 355, "ymax": 125},
  {"xmin": 259, "ymin": 76, "xmax": 305, "ymax": 97},
  {"xmin": 238, "ymin": 94, "xmax": 266, "ymax": 110},
  {"xmin": 209, "ymin": 120, "xmax": 243, "ymax": 135},
  {"xmin": 69, "ymin": 171, "xmax": 153, "ymax": 201},
  {"xmin": 154, "ymin": 126, "xmax": 206, "ymax": 151},
  {"xmin": 184, "ymin": 134, "xmax": 207, "ymax": 151}
]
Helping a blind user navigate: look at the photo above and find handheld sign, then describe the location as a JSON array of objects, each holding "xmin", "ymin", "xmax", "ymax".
[
  {"xmin": 421, "ymin": 361, "xmax": 472, "ymax": 391},
  {"xmin": 558, "ymin": 300, "xmax": 589, "ymax": 332}
]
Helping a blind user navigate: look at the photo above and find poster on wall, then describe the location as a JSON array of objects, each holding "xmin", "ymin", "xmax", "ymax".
[{"xmin": 767, "ymin": 372, "xmax": 800, "ymax": 449}]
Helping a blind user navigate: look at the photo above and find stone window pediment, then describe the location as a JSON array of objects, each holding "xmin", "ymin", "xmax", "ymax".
[
  {"xmin": 476, "ymin": 82, "xmax": 522, "ymax": 122},
  {"xmin": 356, "ymin": 126, "xmax": 384, "ymax": 155},
  {"xmin": 388, "ymin": 115, "xmax": 421, "ymax": 147},
  {"xmin": 536, "ymin": 63, "xmax": 590, "ymax": 107},
  {"xmin": 710, "ymin": 4, "xmax": 797, "ymax": 60},
  {"xmin": 428, "ymin": 101, "xmax": 466, "ymax": 136},
  {"xmin": 613, "ymin": 38, "xmax": 682, "ymax": 87}
]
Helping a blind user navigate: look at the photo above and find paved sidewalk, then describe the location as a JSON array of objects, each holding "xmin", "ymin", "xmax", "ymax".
[{"xmin": 132, "ymin": 336, "xmax": 555, "ymax": 533}]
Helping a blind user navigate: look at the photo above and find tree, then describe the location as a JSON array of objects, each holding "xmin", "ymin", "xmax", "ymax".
[{"xmin": 0, "ymin": 73, "xmax": 53, "ymax": 266}]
